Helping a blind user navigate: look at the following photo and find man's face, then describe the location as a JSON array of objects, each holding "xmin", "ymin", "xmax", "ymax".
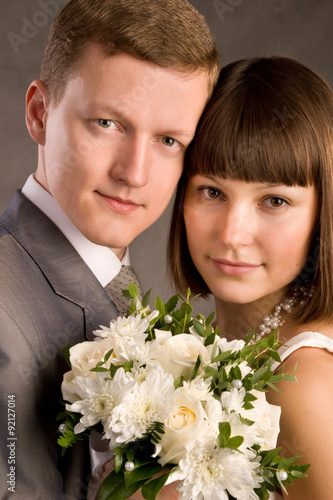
[{"xmin": 34, "ymin": 44, "xmax": 209, "ymax": 257}]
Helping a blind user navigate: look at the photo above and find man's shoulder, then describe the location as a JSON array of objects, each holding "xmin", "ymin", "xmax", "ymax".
[{"xmin": 0, "ymin": 190, "xmax": 48, "ymax": 233}]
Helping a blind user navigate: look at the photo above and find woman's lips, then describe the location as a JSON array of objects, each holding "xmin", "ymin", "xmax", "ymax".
[
  {"xmin": 98, "ymin": 193, "xmax": 141, "ymax": 214},
  {"xmin": 212, "ymin": 258, "xmax": 261, "ymax": 276}
]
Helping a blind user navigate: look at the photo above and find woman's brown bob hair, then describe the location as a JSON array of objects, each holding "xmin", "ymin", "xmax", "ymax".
[{"xmin": 168, "ymin": 56, "xmax": 333, "ymax": 324}]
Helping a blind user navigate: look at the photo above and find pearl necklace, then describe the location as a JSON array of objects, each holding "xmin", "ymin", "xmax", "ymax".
[{"xmin": 258, "ymin": 286, "xmax": 312, "ymax": 337}]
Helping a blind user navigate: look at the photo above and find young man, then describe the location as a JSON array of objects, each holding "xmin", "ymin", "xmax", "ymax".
[{"xmin": 0, "ymin": 0, "xmax": 220, "ymax": 498}]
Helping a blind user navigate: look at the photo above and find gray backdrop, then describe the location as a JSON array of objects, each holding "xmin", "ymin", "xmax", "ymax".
[{"xmin": 1, "ymin": 0, "xmax": 332, "ymax": 315}]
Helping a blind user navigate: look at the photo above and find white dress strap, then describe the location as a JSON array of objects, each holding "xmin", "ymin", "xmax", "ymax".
[{"xmin": 271, "ymin": 331, "xmax": 333, "ymax": 371}]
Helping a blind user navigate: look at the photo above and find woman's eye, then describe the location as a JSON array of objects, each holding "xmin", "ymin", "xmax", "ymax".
[
  {"xmin": 265, "ymin": 196, "xmax": 287, "ymax": 208},
  {"xmin": 207, "ymin": 187, "xmax": 221, "ymax": 199},
  {"xmin": 200, "ymin": 187, "xmax": 222, "ymax": 199},
  {"xmin": 161, "ymin": 137, "xmax": 180, "ymax": 148},
  {"xmin": 97, "ymin": 119, "xmax": 117, "ymax": 129}
]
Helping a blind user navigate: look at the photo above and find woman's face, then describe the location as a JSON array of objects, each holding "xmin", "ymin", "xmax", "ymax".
[{"xmin": 184, "ymin": 175, "xmax": 318, "ymax": 307}]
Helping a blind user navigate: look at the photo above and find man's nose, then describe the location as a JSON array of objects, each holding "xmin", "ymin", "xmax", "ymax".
[{"xmin": 110, "ymin": 136, "xmax": 150, "ymax": 187}]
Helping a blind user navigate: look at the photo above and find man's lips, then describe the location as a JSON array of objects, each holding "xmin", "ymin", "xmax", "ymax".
[
  {"xmin": 98, "ymin": 193, "xmax": 141, "ymax": 214},
  {"xmin": 211, "ymin": 258, "xmax": 261, "ymax": 276}
]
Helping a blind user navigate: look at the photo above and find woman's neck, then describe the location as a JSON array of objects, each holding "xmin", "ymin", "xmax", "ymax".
[
  {"xmin": 214, "ymin": 290, "xmax": 290, "ymax": 342},
  {"xmin": 215, "ymin": 296, "xmax": 333, "ymax": 343}
]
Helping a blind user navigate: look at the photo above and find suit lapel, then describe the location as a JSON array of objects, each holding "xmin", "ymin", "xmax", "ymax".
[{"xmin": 0, "ymin": 191, "xmax": 119, "ymax": 340}]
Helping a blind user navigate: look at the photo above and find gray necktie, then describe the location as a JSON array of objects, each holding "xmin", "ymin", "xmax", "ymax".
[{"xmin": 104, "ymin": 265, "xmax": 143, "ymax": 315}]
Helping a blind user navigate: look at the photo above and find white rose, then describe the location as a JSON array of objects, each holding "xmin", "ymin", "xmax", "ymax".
[
  {"xmin": 69, "ymin": 338, "xmax": 115, "ymax": 378},
  {"xmin": 61, "ymin": 338, "xmax": 115, "ymax": 403},
  {"xmin": 155, "ymin": 332, "xmax": 212, "ymax": 381},
  {"xmin": 155, "ymin": 385, "xmax": 214, "ymax": 465}
]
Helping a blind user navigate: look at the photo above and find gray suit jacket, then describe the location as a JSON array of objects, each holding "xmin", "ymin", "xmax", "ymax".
[{"xmin": 0, "ymin": 191, "xmax": 119, "ymax": 499}]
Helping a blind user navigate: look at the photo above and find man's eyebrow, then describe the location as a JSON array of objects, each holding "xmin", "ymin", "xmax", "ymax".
[
  {"xmin": 162, "ymin": 129, "xmax": 195, "ymax": 139},
  {"xmin": 82, "ymin": 103, "xmax": 195, "ymax": 139},
  {"xmin": 82, "ymin": 103, "xmax": 125, "ymax": 118}
]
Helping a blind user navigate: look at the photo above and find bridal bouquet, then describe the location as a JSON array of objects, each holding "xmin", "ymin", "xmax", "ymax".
[{"xmin": 57, "ymin": 286, "xmax": 309, "ymax": 500}]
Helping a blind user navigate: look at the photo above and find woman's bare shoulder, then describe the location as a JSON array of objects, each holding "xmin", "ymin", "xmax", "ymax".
[{"xmin": 268, "ymin": 342, "xmax": 333, "ymax": 499}]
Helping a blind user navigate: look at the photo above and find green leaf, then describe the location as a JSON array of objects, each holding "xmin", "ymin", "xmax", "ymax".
[
  {"xmin": 190, "ymin": 354, "xmax": 202, "ymax": 381},
  {"xmin": 128, "ymin": 282, "xmax": 138, "ymax": 298},
  {"xmin": 211, "ymin": 350, "xmax": 232, "ymax": 363},
  {"xmin": 290, "ymin": 470, "xmax": 307, "ymax": 478},
  {"xmin": 154, "ymin": 295, "xmax": 165, "ymax": 315},
  {"xmin": 114, "ymin": 450, "xmax": 124, "ymax": 473},
  {"xmin": 226, "ymin": 435, "xmax": 244, "ymax": 451},
  {"xmin": 193, "ymin": 318, "xmax": 205, "ymax": 336},
  {"xmin": 250, "ymin": 367, "xmax": 269, "ymax": 385},
  {"xmin": 98, "ymin": 469, "xmax": 146, "ymax": 500},
  {"xmin": 104, "ymin": 349, "xmax": 113, "ymax": 362},
  {"xmin": 205, "ymin": 331, "xmax": 216, "ymax": 346},
  {"xmin": 61, "ymin": 345, "xmax": 72, "ymax": 368},
  {"xmin": 206, "ymin": 311, "xmax": 216, "ymax": 325},
  {"xmin": 125, "ymin": 462, "xmax": 166, "ymax": 487},
  {"xmin": 181, "ymin": 302, "xmax": 192, "ymax": 315},
  {"xmin": 266, "ymin": 349, "xmax": 281, "ymax": 362},
  {"xmin": 261, "ymin": 448, "xmax": 281, "ymax": 467},
  {"xmin": 204, "ymin": 366, "xmax": 218, "ymax": 378},
  {"xmin": 218, "ymin": 422, "xmax": 231, "ymax": 447},
  {"xmin": 230, "ymin": 365, "xmax": 242, "ymax": 381},
  {"xmin": 239, "ymin": 415, "xmax": 255, "ymax": 426},
  {"xmin": 142, "ymin": 289, "xmax": 152, "ymax": 309},
  {"xmin": 174, "ymin": 374, "xmax": 185, "ymax": 389},
  {"xmin": 202, "ymin": 325, "xmax": 214, "ymax": 338},
  {"xmin": 244, "ymin": 327, "xmax": 255, "ymax": 345},
  {"xmin": 141, "ymin": 470, "xmax": 174, "ymax": 500},
  {"xmin": 90, "ymin": 366, "xmax": 109, "ymax": 372},
  {"xmin": 122, "ymin": 290, "xmax": 132, "ymax": 300},
  {"xmin": 165, "ymin": 294, "xmax": 179, "ymax": 312}
]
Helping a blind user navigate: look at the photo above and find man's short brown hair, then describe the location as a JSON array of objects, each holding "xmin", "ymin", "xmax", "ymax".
[{"xmin": 40, "ymin": 0, "xmax": 220, "ymax": 103}]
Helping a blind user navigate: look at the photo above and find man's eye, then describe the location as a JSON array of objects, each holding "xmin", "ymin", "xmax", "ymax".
[
  {"xmin": 161, "ymin": 137, "xmax": 180, "ymax": 148},
  {"xmin": 97, "ymin": 119, "xmax": 117, "ymax": 129}
]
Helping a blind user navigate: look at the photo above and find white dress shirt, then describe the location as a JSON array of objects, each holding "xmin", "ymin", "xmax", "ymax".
[{"xmin": 21, "ymin": 174, "xmax": 130, "ymax": 285}]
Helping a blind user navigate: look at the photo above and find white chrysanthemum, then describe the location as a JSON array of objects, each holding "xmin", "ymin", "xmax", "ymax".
[
  {"xmin": 66, "ymin": 369, "xmax": 135, "ymax": 434},
  {"xmin": 130, "ymin": 363, "xmax": 149, "ymax": 384},
  {"xmin": 169, "ymin": 439, "xmax": 262, "ymax": 500},
  {"xmin": 130, "ymin": 361, "xmax": 162, "ymax": 384},
  {"xmin": 183, "ymin": 378, "xmax": 213, "ymax": 402},
  {"xmin": 93, "ymin": 314, "xmax": 150, "ymax": 340},
  {"xmin": 216, "ymin": 336, "xmax": 245, "ymax": 353},
  {"xmin": 242, "ymin": 390, "xmax": 281, "ymax": 450},
  {"xmin": 221, "ymin": 387, "xmax": 281, "ymax": 452},
  {"xmin": 106, "ymin": 365, "xmax": 175, "ymax": 443},
  {"xmin": 111, "ymin": 335, "xmax": 157, "ymax": 365},
  {"xmin": 219, "ymin": 410, "xmax": 258, "ymax": 455},
  {"xmin": 221, "ymin": 387, "xmax": 246, "ymax": 415},
  {"xmin": 225, "ymin": 360, "xmax": 253, "ymax": 379}
]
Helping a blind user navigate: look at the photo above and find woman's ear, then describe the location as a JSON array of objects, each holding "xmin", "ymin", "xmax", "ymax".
[{"xmin": 25, "ymin": 79, "xmax": 49, "ymax": 146}]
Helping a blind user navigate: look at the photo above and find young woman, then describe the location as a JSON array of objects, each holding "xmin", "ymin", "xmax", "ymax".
[{"xmin": 169, "ymin": 56, "xmax": 333, "ymax": 500}]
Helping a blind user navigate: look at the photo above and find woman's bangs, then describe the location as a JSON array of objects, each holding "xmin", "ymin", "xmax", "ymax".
[{"xmin": 188, "ymin": 98, "xmax": 316, "ymax": 186}]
